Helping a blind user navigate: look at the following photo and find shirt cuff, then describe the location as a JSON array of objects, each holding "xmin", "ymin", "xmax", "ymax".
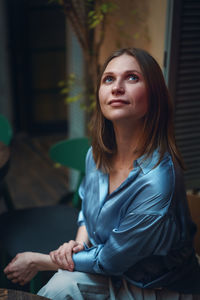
[{"xmin": 73, "ymin": 244, "xmax": 104, "ymax": 274}]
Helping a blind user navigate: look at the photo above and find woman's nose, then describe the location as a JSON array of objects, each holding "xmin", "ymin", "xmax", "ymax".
[{"xmin": 112, "ymin": 85, "xmax": 125, "ymax": 95}]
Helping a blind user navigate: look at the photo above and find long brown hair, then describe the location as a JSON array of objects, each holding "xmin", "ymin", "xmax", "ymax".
[{"xmin": 90, "ymin": 48, "xmax": 184, "ymax": 172}]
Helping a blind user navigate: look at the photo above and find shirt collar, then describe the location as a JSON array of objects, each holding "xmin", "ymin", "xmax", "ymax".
[{"xmin": 134, "ymin": 149, "xmax": 161, "ymax": 174}]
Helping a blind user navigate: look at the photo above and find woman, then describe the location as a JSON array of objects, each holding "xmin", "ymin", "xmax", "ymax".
[{"xmin": 4, "ymin": 48, "xmax": 200, "ymax": 299}]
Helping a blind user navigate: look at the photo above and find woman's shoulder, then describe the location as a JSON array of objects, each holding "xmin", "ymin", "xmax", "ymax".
[
  {"xmin": 134, "ymin": 151, "xmax": 181, "ymax": 213},
  {"xmin": 152, "ymin": 151, "xmax": 184, "ymax": 191},
  {"xmin": 150, "ymin": 152, "xmax": 178, "ymax": 191},
  {"xmin": 138, "ymin": 150, "xmax": 176, "ymax": 182},
  {"xmin": 85, "ymin": 146, "xmax": 96, "ymax": 172}
]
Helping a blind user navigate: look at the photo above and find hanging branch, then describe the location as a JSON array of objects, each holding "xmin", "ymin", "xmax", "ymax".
[
  {"xmin": 53, "ymin": 0, "xmax": 119, "ymax": 111},
  {"xmin": 51, "ymin": 0, "xmax": 149, "ymax": 113},
  {"xmin": 61, "ymin": 0, "xmax": 111, "ymax": 84},
  {"xmin": 62, "ymin": 0, "xmax": 89, "ymax": 52}
]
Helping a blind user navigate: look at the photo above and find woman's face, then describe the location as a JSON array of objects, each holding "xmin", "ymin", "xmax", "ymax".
[{"xmin": 98, "ymin": 54, "xmax": 148, "ymax": 125}]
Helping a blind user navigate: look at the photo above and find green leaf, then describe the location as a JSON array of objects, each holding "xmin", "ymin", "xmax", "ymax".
[
  {"xmin": 89, "ymin": 17, "xmax": 103, "ymax": 29},
  {"xmin": 58, "ymin": 80, "xmax": 66, "ymax": 87},
  {"xmin": 54, "ymin": 163, "xmax": 61, "ymax": 168},
  {"xmin": 68, "ymin": 73, "xmax": 76, "ymax": 81},
  {"xmin": 88, "ymin": 11, "xmax": 95, "ymax": 17},
  {"xmin": 133, "ymin": 32, "xmax": 140, "ymax": 39},
  {"xmin": 100, "ymin": 2, "xmax": 118, "ymax": 14},
  {"xmin": 89, "ymin": 93, "xmax": 95, "ymax": 101},
  {"xmin": 80, "ymin": 100, "xmax": 96, "ymax": 112},
  {"xmin": 116, "ymin": 20, "xmax": 124, "ymax": 27},
  {"xmin": 64, "ymin": 94, "xmax": 82, "ymax": 104},
  {"xmin": 60, "ymin": 87, "xmax": 69, "ymax": 94},
  {"xmin": 100, "ymin": 4, "xmax": 109, "ymax": 13},
  {"xmin": 131, "ymin": 9, "xmax": 137, "ymax": 16}
]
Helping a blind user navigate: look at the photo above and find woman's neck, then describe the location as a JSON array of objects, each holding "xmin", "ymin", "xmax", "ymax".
[{"xmin": 112, "ymin": 120, "xmax": 144, "ymax": 170}]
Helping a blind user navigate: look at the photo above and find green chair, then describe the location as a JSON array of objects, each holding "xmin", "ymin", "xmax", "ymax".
[
  {"xmin": 0, "ymin": 114, "xmax": 13, "ymax": 146},
  {"xmin": 49, "ymin": 137, "xmax": 90, "ymax": 208},
  {"xmin": 0, "ymin": 114, "xmax": 14, "ymax": 210}
]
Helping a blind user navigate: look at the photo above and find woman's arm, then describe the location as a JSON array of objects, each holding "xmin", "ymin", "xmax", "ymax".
[
  {"xmin": 4, "ymin": 225, "xmax": 89, "ymax": 285},
  {"xmin": 75, "ymin": 224, "xmax": 90, "ymax": 245},
  {"xmin": 4, "ymin": 252, "xmax": 59, "ymax": 286}
]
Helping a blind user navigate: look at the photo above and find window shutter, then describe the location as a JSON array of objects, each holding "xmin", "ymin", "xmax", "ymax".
[{"xmin": 167, "ymin": 0, "xmax": 200, "ymax": 190}]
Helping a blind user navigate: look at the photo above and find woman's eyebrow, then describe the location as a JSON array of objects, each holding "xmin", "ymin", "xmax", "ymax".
[
  {"xmin": 103, "ymin": 70, "xmax": 142, "ymax": 75},
  {"xmin": 124, "ymin": 70, "xmax": 142, "ymax": 75},
  {"xmin": 125, "ymin": 70, "xmax": 142, "ymax": 74}
]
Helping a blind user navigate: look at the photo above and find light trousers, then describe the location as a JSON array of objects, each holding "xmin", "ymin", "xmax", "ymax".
[{"xmin": 37, "ymin": 269, "xmax": 200, "ymax": 300}]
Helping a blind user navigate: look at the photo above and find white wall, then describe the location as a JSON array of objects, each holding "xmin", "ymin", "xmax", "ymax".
[
  {"xmin": 66, "ymin": 21, "xmax": 85, "ymax": 139},
  {"xmin": 66, "ymin": 21, "xmax": 86, "ymax": 191}
]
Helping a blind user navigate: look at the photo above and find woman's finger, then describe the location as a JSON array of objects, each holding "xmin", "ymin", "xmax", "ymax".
[
  {"xmin": 49, "ymin": 241, "xmax": 82, "ymax": 271},
  {"xmin": 73, "ymin": 243, "xmax": 84, "ymax": 253},
  {"xmin": 50, "ymin": 243, "xmax": 72, "ymax": 270},
  {"xmin": 64, "ymin": 241, "xmax": 76, "ymax": 271},
  {"xmin": 4, "ymin": 264, "xmax": 12, "ymax": 274},
  {"xmin": 52, "ymin": 250, "xmax": 69, "ymax": 269},
  {"xmin": 6, "ymin": 273, "xmax": 15, "ymax": 280},
  {"xmin": 49, "ymin": 251, "xmax": 57, "ymax": 263},
  {"xmin": 54, "ymin": 252, "xmax": 64, "ymax": 266},
  {"xmin": 11, "ymin": 278, "xmax": 19, "ymax": 284},
  {"xmin": 50, "ymin": 245, "xmax": 64, "ymax": 265},
  {"xmin": 60, "ymin": 251, "xmax": 70, "ymax": 269}
]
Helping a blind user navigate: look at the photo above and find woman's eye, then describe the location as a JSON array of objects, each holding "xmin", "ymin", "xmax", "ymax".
[
  {"xmin": 127, "ymin": 74, "xmax": 139, "ymax": 81},
  {"xmin": 103, "ymin": 76, "xmax": 114, "ymax": 83}
]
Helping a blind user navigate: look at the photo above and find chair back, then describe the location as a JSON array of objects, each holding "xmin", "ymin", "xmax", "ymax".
[
  {"xmin": 49, "ymin": 137, "xmax": 90, "ymax": 172},
  {"xmin": 49, "ymin": 137, "xmax": 90, "ymax": 208},
  {"xmin": 0, "ymin": 115, "xmax": 14, "ymax": 210},
  {"xmin": 0, "ymin": 114, "xmax": 13, "ymax": 145}
]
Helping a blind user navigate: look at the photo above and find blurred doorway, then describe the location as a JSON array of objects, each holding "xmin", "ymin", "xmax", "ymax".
[{"xmin": 7, "ymin": 0, "xmax": 67, "ymax": 135}]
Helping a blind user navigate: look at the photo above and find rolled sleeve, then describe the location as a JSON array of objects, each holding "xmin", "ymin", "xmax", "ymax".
[
  {"xmin": 73, "ymin": 211, "xmax": 179, "ymax": 276},
  {"xmin": 73, "ymin": 244, "xmax": 104, "ymax": 274},
  {"xmin": 97, "ymin": 213, "xmax": 178, "ymax": 275}
]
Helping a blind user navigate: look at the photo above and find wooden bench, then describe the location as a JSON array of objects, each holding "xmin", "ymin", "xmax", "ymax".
[
  {"xmin": 0, "ymin": 288, "xmax": 49, "ymax": 299},
  {"xmin": 187, "ymin": 194, "xmax": 200, "ymax": 255}
]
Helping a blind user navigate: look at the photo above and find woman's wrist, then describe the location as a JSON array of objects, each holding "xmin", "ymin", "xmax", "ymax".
[{"xmin": 31, "ymin": 252, "xmax": 59, "ymax": 271}]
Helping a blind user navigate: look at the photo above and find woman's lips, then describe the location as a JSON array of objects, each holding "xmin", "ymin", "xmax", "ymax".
[{"xmin": 108, "ymin": 99, "xmax": 130, "ymax": 106}]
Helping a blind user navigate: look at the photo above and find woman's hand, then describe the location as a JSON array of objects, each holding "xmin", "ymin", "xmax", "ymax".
[
  {"xmin": 49, "ymin": 240, "xmax": 84, "ymax": 271},
  {"xmin": 4, "ymin": 252, "xmax": 39, "ymax": 286}
]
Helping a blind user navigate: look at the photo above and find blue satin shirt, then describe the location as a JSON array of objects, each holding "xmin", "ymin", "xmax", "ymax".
[{"xmin": 73, "ymin": 147, "xmax": 200, "ymax": 293}]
